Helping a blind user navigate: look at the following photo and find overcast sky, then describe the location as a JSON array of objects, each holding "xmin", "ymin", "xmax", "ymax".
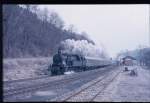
[{"xmin": 39, "ymin": 5, "xmax": 149, "ymax": 57}]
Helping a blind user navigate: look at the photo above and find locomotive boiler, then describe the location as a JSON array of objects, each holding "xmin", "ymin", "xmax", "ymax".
[{"xmin": 49, "ymin": 52, "xmax": 112, "ymax": 76}]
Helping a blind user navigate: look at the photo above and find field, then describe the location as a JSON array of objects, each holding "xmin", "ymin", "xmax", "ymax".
[{"xmin": 3, "ymin": 57, "xmax": 53, "ymax": 81}]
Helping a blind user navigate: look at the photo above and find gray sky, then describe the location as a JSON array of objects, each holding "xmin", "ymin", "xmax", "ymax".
[{"xmin": 39, "ymin": 5, "xmax": 149, "ymax": 57}]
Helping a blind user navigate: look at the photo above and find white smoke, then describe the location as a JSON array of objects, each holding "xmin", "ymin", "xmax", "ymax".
[{"xmin": 60, "ymin": 39, "xmax": 108, "ymax": 58}]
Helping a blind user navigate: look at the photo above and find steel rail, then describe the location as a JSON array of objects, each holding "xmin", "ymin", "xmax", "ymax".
[
  {"xmin": 4, "ymin": 65, "xmax": 114, "ymax": 99},
  {"xmin": 62, "ymin": 67, "xmax": 121, "ymax": 101}
]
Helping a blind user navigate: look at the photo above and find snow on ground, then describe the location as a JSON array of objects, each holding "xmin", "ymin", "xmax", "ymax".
[
  {"xmin": 35, "ymin": 90, "xmax": 56, "ymax": 96},
  {"xmin": 64, "ymin": 71, "xmax": 75, "ymax": 75},
  {"xmin": 94, "ymin": 66, "xmax": 150, "ymax": 102},
  {"xmin": 3, "ymin": 57, "xmax": 53, "ymax": 81}
]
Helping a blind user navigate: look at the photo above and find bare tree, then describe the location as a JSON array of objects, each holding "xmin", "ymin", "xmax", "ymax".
[
  {"xmin": 48, "ymin": 12, "xmax": 65, "ymax": 29},
  {"xmin": 30, "ymin": 5, "xmax": 38, "ymax": 13},
  {"xmin": 37, "ymin": 7, "xmax": 49, "ymax": 22},
  {"xmin": 3, "ymin": 5, "xmax": 95, "ymax": 58},
  {"xmin": 67, "ymin": 24, "xmax": 76, "ymax": 34},
  {"xmin": 24, "ymin": 5, "xmax": 31, "ymax": 11}
]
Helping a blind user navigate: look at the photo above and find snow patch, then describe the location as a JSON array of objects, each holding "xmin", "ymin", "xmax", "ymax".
[
  {"xmin": 3, "ymin": 57, "xmax": 53, "ymax": 81},
  {"xmin": 94, "ymin": 66, "xmax": 150, "ymax": 102},
  {"xmin": 64, "ymin": 71, "xmax": 75, "ymax": 75},
  {"xmin": 35, "ymin": 90, "xmax": 56, "ymax": 96}
]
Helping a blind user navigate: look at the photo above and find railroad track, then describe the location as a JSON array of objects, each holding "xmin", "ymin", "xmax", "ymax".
[
  {"xmin": 4, "ymin": 75, "xmax": 50, "ymax": 84},
  {"xmin": 52, "ymin": 66, "xmax": 121, "ymax": 102},
  {"xmin": 3, "ymin": 74, "xmax": 65, "ymax": 91},
  {"xmin": 4, "ymin": 65, "xmax": 115, "ymax": 100},
  {"xmin": 90, "ymin": 69, "xmax": 121, "ymax": 101},
  {"xmin": 4, "ymin": 65, "xmax": 111, "ymax": 91}
]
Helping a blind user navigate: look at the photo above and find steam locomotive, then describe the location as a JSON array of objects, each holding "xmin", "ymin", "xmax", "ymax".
[{"xmin": 49, "ymin": 53, "xmax": 113, "ymax": 75}]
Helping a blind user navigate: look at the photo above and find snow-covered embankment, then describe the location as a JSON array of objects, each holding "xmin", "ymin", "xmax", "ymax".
[{"xmin": 3, "ymin": 57, "xmax": 53, "ymax": 81}]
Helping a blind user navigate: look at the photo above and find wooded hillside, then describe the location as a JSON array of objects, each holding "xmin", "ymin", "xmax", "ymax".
[{"xmin": 3, "ymin": 5, "xmax": 94, "ymax": 58}]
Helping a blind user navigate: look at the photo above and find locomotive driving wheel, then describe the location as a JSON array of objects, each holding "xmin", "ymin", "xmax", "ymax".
[{"xmin": 51, "ymin": 65, "xmax": 65, "ymax": 76}]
